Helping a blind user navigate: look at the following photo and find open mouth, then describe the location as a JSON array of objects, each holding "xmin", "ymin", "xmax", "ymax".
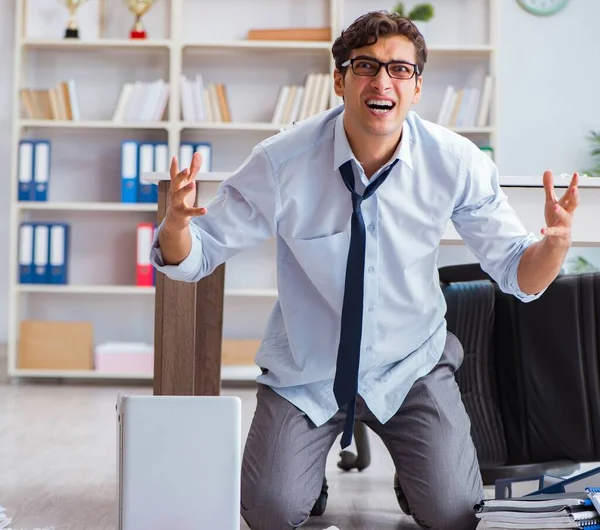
[{"xmin": 366, "ymin": 99, "xmax": 396, "ymax": 114}]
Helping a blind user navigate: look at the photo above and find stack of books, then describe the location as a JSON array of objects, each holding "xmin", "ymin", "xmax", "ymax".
[
  {"xmin": 19, "ymin": 223, "xmax": 70, "ymax": 285},
  {"xmin": 120, "ymin": 140, "xmax": 213, "ymax": 204},
  {"xmin": 435, "ymin": 74, "xmax": 494, "ymax": 128},
  {"xmin": 17, "ymin": 139, "xmax": 51, "ymax": 202},
  {"xmin": 271, "ymin": 72, "xmax": 331, "ymax": 125},
  {"xmin": 20, "ymin": 79, "xmax": 80, "ymax": 121},
  {"xmin": 179, "ymin": 74, "xmax": 231, "ymax": 123},
  {"xmin": 475, "ymin": 492, "xmax": 600, "ymax": 529},
  {"xmin": 112, "ymin": 79, "xmax": 170, "ymax": 123}
]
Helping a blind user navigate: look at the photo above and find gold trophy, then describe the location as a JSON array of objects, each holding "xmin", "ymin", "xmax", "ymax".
[
  {"xmin": 60, "ymin": 0, "xmax": 88, "ymax": 39},
  {"xmin": 126, "ymin": 0, "xmax": 155, "ymax": 39}
]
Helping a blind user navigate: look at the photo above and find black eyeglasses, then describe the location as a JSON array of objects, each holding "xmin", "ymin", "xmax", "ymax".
[{"xmin": 341, "ymin": 56, "xmax": 420, "ymax": 80}]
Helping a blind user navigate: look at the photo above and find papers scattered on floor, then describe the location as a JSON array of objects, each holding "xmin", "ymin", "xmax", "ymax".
[
  {"xmin": 0, "ymin": 506, "xmax": 12, "ymax": 530},
  {"xmin": 475, "ymin": 492, "xmax": 600, "ymax": 529}
]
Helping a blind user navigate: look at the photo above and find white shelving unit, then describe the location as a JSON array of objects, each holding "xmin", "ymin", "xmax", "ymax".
[{"xmin": 7, "ymin": 0, "xmax": 499, "ymax": 383}]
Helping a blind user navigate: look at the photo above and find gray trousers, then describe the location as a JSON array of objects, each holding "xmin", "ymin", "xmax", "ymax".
[{"xmin": 241, "ymin": 332, "xmax": 484, "ymax": 530}]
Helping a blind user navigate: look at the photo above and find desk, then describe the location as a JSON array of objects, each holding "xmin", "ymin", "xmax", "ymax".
[
  {"xmin": 146, "ymin": 173, "xmax": 600, "ymax": 397},
  {"xmin": 443, "ymin": 176, "xmax": 600, "ymax": 246}
]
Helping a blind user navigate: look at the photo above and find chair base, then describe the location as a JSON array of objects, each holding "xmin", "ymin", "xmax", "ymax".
[{"xmin": 336, "ymin": 421, "xmax": 372, "ymax": 472}]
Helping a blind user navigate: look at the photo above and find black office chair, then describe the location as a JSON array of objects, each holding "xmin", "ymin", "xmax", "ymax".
[{"xmin": 439, "ymin": 263, "xmax": 580, "ymax": 485}]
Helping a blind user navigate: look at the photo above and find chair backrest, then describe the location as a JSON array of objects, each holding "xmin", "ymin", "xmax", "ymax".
[
  {"xmin": 493, "ymin": 271, "xmax": 600, "ymax": 465},
  {"xmin": 442, "ymin": 276, "xmax": 508, "ymax": 470},
  {"xmin": 441, "ymin": 265, "xmax": 600, "ymax": 470}
]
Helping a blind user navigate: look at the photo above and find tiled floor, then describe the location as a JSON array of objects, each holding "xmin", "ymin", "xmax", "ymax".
[
  {"xmin": 0, "ymin": 371, "xmax": 422, "ymax": 530},
  {"xmin": 2, "ymin": 355, "xmax": 591, "ymax": 530}
]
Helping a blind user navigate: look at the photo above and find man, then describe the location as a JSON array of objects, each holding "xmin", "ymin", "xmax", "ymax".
[{"xmin": 150, "ymin": 10, "xmax": 579, "ymax": 530}]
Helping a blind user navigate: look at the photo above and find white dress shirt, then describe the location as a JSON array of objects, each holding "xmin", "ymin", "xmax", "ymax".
[{"xmin": 150, "ymin": 105, "xmax": 542, "ymax": 427}]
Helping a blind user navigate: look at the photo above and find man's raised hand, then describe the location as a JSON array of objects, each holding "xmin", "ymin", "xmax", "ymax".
[
  {"xmin": 165, "ymin": 152, "xmax": 207, "ymax": 230},
  {"xmin": 541, "ymin": 170, "xmax": 579, "ymax": 248}
]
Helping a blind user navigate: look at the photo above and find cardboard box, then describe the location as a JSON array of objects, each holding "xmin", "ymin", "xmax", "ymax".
[
  {"xmin": 95, "ymin": 342, "xmax": 153, "ymax": 374},
  {"xmin": 221, "ymin": 339, "xmax": 260, "ymax": 366},
  {"xmin": 18, "ymin": 320, "xmax": 94, "ymax": 370}
]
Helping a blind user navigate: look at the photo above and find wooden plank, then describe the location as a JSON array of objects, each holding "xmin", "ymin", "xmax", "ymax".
[
  {"xmin": 194, "ymin": 264, "xmax": 225, "ymax": 395},
  {"xmin": 153, "ymin": 180, "xmax": 224, "ymax": 397}
]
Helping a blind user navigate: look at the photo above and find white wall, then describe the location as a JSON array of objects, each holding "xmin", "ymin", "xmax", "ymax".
[
  {"xmin": 496, "ymin": 0, "xmax": 600, "ymax": 177},
  {"xmin": 0, "ymin": 1, "xmax": 599, "ymax": 343},
  {"xmin": 0, "ymin": 3, "xmax": 15, "ymax": 344}
]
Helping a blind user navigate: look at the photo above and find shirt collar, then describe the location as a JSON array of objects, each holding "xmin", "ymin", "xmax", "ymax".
[{"xmin": 333, "ymin": 109, "xmax": 414, "ymax": 172}]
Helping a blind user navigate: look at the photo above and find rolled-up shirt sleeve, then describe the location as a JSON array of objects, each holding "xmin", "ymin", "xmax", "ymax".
[
  {"xmin": 450, "ymin": 147, "xmax": 544, "ymax": 303},
  {"xmin": 150, "ymin": 144, "xmax": 279, "ymax": 283}
]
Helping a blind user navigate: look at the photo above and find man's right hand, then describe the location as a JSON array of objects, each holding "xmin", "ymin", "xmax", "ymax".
[
  {"xmin": 164, "ymin": 151, "xmax": 207, "ymax": 231},
  {"xmin": 157, "ymin": 152, "xmax": 207, "ymax": 266}
]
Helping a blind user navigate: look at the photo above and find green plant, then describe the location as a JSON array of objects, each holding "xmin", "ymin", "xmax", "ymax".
[
  {"xmin": 582, "ymin": 130, "xmax": 600, "ymax": 177},
  {"xmin": 565, "ymin": 256, "xmax": 599, "ymax": 274},
  {"xmin": 393, "ymin": 2, "xmax": 435, "ymax": 21}
]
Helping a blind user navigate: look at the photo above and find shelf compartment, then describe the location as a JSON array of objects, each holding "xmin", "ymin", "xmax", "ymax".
[
  {"xmin": 21, "ymin": 39, "xmax": 173, "ymax": 50},
  {"xmin": 184, "ymin": 40, "xmax": 331, "ymax": 51},
  {"xmin": 179, "ymin": 121, "xmax": 285, "ymax": 132},
  {"xmin": 428, "ymin": 45, "xmax": 494, "ymax": 54},
  {"xmin": 9, "ymin": 364, "xmax": 260, "ymax": 381},
  {"xmin": 17, "ymin": 285, "xmax": 278, "ymax": 297},
  {"xmin": 17, "ymin": 202, "xmax": 158, "ymax": 212},
  {"xmin": 451, "ymin": 126, "xmax": 493, "ymax": 134},
  {"xmin": 19, "ymin": 120, "xmax": 170, "ymax": 130},
  {"xmin": 17, "ymin": 285, "xmax": 155, "ymax": 295}
]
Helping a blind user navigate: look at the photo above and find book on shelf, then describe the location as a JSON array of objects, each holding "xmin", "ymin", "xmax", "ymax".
[
  {"xmin": 272, "ymin": 72, "xmax": 331, "ymax": 125},
  {"xmin": 136, "ymin": 223, "xmax": 156, "ymax": 287},
  {"xmin": 435, "ymin": 74, "xmax": 494, "ymax": 128},
  {"xmin": 20, "ymin": 79, "xmax": 80, "ymax": 120},
  {"xmin": 181, "ymin": 142, "xmax": 212, "ymax": 172},
  {"xmin": 19, "ymin": 222, "xmax": 70, "ymax": 285},
  {"xmin": 246, "ymin": 27, "xmax": 331, "ymax": 41},
  {"xmin": 18, "ymin": 139, "xmax": 51, "ymax": 201},
  {"xmin": 121, "ymin": 140, "xmax": 213, "ymax": 203},
  {"xmin": 112, "ymin": 79, "xmax": 170, "ymax": 123},
  {"xmin": 180, "ymin": 74, "xmax": 231, "ymax": 123},
  {"xmin": 122, "ymin": 140, "xmax": 165, "ymax": 204},
  {"xmin": 222, "ymin": 339, "xmax": 261, "ymax": 366}
]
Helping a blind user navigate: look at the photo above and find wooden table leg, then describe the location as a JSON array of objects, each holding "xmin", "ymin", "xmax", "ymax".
[{"xmin": 153, "ymin": 181, "xmax": 224, "ymax": 396}]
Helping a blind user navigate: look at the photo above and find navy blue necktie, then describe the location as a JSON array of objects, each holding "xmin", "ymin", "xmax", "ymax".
[{"xmin": 334, "ymin": 159, "xmax": 399, "ymax": 449}]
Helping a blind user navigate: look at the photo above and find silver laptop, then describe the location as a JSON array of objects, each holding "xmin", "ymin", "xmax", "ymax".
[{"xmin": 117, "ymin": 394, "xmax": 241, "ymax": 530}]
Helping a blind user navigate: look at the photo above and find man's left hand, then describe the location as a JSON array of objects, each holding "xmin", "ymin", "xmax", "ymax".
[{"xmin": 541, "ymin": 170, "xmax": 579, "ymax": 248}]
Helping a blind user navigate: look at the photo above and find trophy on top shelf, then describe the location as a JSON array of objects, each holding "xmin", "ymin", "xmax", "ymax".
[
  {"xmin": 59, "ymin": 0, "xmax": 88, "ymax": 39},
  {"xmin": 126, "ymin": 0, "xmax": 155, "ymax": 39}
]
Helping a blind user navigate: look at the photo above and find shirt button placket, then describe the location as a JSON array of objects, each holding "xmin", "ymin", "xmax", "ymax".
[{"xmin": 362, "ymin": 202, "xmax": 378, "ymax": 370}]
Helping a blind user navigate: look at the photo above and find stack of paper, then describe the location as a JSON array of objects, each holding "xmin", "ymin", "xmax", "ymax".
[
  {"xmin": 475, "ymin": 492, "xmax": 600, "ymax": 529},
  {"xmin": 0, "ymin": 506, "xmax": 12, "ymax": 530}
]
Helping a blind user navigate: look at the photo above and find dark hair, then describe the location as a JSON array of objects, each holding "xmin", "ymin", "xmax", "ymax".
[{"xmin": 332, "ymin": 10, "xmax": 427, "ymax": 76}]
